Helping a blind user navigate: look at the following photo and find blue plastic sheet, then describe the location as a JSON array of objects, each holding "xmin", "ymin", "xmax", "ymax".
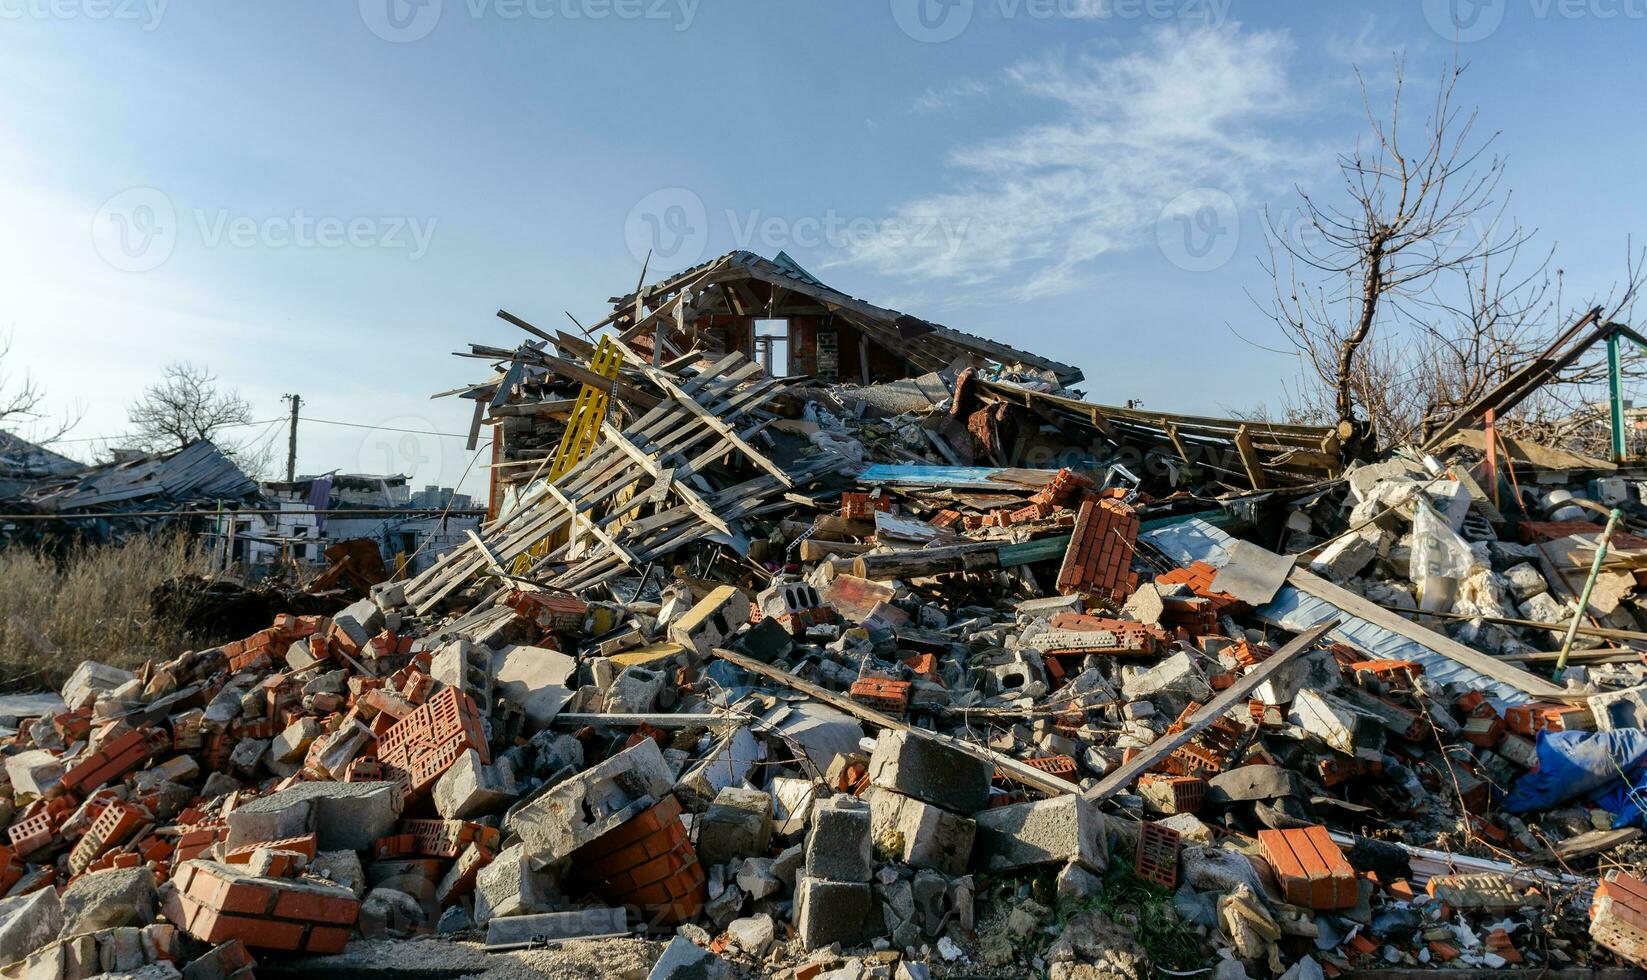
[{"xmin": 1502, "ymin": 729, "xmax": 1647, "ymax": 814}]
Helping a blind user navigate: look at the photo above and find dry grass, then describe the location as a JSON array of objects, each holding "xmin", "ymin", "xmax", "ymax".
[{"xmin": 0, "ymin": 534, "xmax": 215, "ymax": 693}]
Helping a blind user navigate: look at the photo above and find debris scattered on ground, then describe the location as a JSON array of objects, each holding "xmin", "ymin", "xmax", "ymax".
[{"xmin": 10, "ymin": 276, "xmax": 1647, "ymax": 979}]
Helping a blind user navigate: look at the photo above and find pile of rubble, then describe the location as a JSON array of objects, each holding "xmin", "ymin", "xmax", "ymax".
[{"xmin": 12, "ymin": 307, "xmax": 1647, "ymax": 980}]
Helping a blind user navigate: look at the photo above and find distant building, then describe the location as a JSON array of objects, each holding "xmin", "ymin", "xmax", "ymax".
[
  {"xmin": 0, "ymin": 431, "xmax": 82, "ymax": 498},
  {"xmin": 242, "ymin": 473, "xmax": 480, "ymax": 575}
]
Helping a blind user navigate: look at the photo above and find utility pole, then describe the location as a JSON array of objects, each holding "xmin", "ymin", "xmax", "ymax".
[{"xmin": 282, "ymin": 394, "xmax": 301, "ymax": 482}]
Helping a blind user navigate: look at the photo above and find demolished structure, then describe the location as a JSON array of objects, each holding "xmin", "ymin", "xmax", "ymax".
[{"xmin": 9, "ymin": 257, "xmax": 1647, "ymax": 979}]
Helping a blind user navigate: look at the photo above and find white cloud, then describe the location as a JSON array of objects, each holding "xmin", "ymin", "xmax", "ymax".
[
  {"xmin": 837, "ymin": 25, "xmax": 1314, "ymax": 298},
  {"xmin": 911, "ymin": 77, "xmax": 992, "ymax": 114}
]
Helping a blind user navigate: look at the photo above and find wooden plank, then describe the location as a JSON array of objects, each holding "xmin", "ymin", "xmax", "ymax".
[
  {"xmin": 711, "ymin": 646, "xmax": 1076, "ymax": 798},
  {"xmin": 1084, "ymin": 621, "xmax": 1338, "ymax": 801},
  {"xmin": 635, "ymin": 363, "xmax": 793, "ymax": 487},
  {"xmin": 1234, "ymin": 424, "xmax": 1267, "ymax": 490}
]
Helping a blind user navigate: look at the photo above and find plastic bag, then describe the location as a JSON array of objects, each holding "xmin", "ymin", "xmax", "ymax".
[
  {"xmin": 1409, "ymin": 497, "xmax": 1474, "ymax": 611},
  {"xmin": 1502, "ymin": 729, "xmax": 1647, "ymax": 813}
]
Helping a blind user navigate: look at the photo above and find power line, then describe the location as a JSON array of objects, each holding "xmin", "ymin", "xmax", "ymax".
[
  {"xmin": 0, "ymin": 508, "xmax": 488, "ymax": 522},
  {"xmin": 48, "ymin": 415, "xmax": 482, "ymax": 445}
]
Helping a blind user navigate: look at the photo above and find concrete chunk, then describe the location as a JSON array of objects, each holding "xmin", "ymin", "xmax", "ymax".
[
  {"xmin": 491, "ymin": 644, "xmax": 576, "ymax": 730},
  {"xmin": 794, "ymin": 876, "xmax": 873, "ymax": 951},
  {"xmin": 695, "ymin": 787, "xmax": 774, "ymax": 868},
  {"xmin": 484, "ymin": 907, "xmax": 627, "ymax": 947},
  {"xmin": 434, "ymin": 750, "xmax": 518, "ymax": 819},
  {"xmin": 667, "ymin": 586, "xmax": 750, "ymax": 658},
  {"xmin": 805, "ymin": 794, "xmax": 873, "ymax": 883},
  {"xmin": 647, "ymin": 934, "xmax": 727, "ymax": 980},
  {"xmin": 0, "ymin": 888, "xmax": 62, "ymax": 966},
  {"xmin": 59, "ymin": 868, "xmax": 157, "ymax": 938},
  {"xmin": 226, "ymin": 780, "xmax": 402, "ymax": 852},
  {"xmin": 865, "ymin": 787, "xmax": 976, "ymax": 875},
  {"xmin": 508, "ymin": 738, "xmax": 674, "ymax": 862},
  {"xmin": 474, "ymin": 843, "xmax": 553, "ymax": 925},
  {"xmin": 974, "ymin": 795, "xmax": 1109, "ymax": 873},
  {"xmin": 867, "ymin": 730, "xmax": 991, "ymax": 815}
]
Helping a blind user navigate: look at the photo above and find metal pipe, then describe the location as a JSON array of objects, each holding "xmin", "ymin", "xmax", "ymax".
[{"xmin": 1554, "ymin": 507, "xmax": 1623, "ymax": 677}]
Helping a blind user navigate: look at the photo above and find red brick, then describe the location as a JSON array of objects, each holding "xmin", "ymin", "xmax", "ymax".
[{"xmin": 1259, "ymin": 826, "xmax": 1357, "ymax": 910}]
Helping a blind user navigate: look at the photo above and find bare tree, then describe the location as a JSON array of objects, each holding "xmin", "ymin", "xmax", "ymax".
[
  {"xmin": 1257, "ymin": 59, "xmax": 1533, "ymax": 451},
  {"xmin": 0, "ymin": 334, "xmax": 77, "ymax": 445},
  {"xmin": 127, "ymin": 362, "xmax": 272, "ymax": 476}
]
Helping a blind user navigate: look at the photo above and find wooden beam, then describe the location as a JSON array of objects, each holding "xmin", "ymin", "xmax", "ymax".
[
  {"xmin": 711, "ymin": 646, "xmax": 1076, "ymax": 798},
  {"xmin": 1084, "ymin": 621, "xmax": 1338, "ymax": 801},
  {"xmin": 1234, "ymin": 424, "xmax": 1267, "ymax": 490}
]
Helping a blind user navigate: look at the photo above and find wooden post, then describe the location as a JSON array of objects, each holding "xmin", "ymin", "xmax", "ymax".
[{"xmin": 1483, "ymin": 408, "xmax": 1498, "ymax": 510}]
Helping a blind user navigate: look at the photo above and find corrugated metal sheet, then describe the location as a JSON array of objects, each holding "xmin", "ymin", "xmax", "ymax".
[{"xmin": 1142, "ymin": 517, "xmax": 1533, "ymax": 706}]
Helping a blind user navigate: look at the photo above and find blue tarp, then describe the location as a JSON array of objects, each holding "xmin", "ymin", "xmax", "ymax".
[{"xmin": 1502, "ymin": 730, "xmax": 1647, "ymax": 827}]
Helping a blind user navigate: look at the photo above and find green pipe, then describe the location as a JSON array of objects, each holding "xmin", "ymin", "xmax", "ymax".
[
  {"xmin": 1610, "ymin": 332, "xmax": 1627, "ymax": 463},
  {"xmin": 1554, "ymin": 507, "xmax": 1623, "ymax": 678}
]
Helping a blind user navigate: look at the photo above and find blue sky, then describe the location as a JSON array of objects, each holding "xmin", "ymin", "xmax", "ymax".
[{"xmin": 3, "ymin": 0, "xmax": 1645, "ymax": 495}]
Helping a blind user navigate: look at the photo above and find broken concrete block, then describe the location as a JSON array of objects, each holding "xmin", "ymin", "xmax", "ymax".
[
  {"xmin": 509, "ymin": 738, "xmax": 674, "ymax": 862},
  {"xmin": 268, "ymin": 717, "xmax": 321, "ymax": 764},
  {"xmin": 359, "ymin": 887, "xmax": 429, "ymax": 938},
  {"xmin": 974, "ymin": 795, "xmax": 1108, "ymax": 873},
  {"xmin": 604, "ymin": 665, "xmax": 666, "ymax": 714},
  {"xmin": 1121, "ymin": 651, "xmax": 1212, "ymax": 707},
  {"xmin": 310, "ymin": 851, "xmax": 367, "ymax": 900},
  {"xmin": 430, "ymin": 638, "xmax": 493, "ymax": 710},
  {"xmin": 225, "ymin": 781, "xmax": 402, "ymax": 852},
  {"xmin": 726, "ymin": 913, "xmax": 774, "ymax": 955},
  {"xmin": 1251, "ymin": 648, "xmax": 1341, "ymax": 706},
  {"xmin": 0, "ymin": 887, "xmax": 62, "ymax": 966},
  {"xmin": 806, "ymin": 794, "xmax": 873, "ymax": 883},
  {"xmin": 474, "ymin": 843, "xmax": 551, "ymax": 925},
  {"xmin": 695, "ymin": 786, "xmax": 774, "ymax": 868},
  {"xmin": 867, "ymin": 730, "xmax": 991, "ymax": 815},
  {"xmin": 61, "ymin": 661, "xmax": 137, "ymax": 711},
  {"xmin": 865, "ymin": 787, "xmax": 975, "ymax": 875},
  {"xmin": 331, "ymin": 598, "xmax": 383, "ymax": 650},
  {"xmin": 1288, "ymin": 689, "xmax": 1384, "ymax": 760},
  {"xmin": 59, "ymin": 867, "xmax": 158, "ymax": 938},
  {"xmin": 667, "ymin": 586, "xmax": 750, "ymax": 659},
  {"xmin": 676, "ymin": 725, "xmax": 763, "ymax": 810},
  {"xmin": 484, "ymin": 907, "xmax": 628, "ymax": 947},
  {"xmin": 794, "ymin": 875, "xmax": 873, "ymax": 951},
  {"xmin": 1206, "ymin": 765, "xmax": 1307, "ymax": 803},
  {"xmin": 434, "ymin": 750, "xmax": 518, "ymax": 820},
  {"xmin": 647, "ymin": 934, "xmax": 727, "ymax": 980},
  {"xmin": 1591, "ymin": 685, "xmax": 1647, "ymax": 732},
  {"xmin": 5, "ymin": 748, "xmax": 64, "ymax": 799},
  {"xmin": 1308, "ymin": 528, "xmax": 1381, "ymax": 582},
  {"xmin": 491, "ymin": 644, "xmax": 576, "ymax": 730}
]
